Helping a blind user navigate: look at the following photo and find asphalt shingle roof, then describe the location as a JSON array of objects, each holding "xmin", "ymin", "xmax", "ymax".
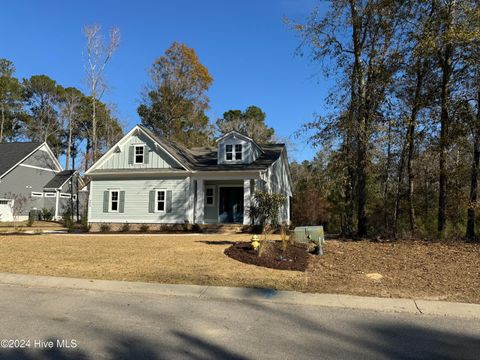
[
  {"xmin": 139, "ymin": 125, "xmax": 284, "ymax": 171},
  {"xmin": 0, "ymin": 142, "xmax": 43, "ymax": 178},
  {"xmin": 44, "ymin": 170, "xmax": 75, "ymax": 189}
]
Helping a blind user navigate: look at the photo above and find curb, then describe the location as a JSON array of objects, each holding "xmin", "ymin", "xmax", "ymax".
[{"xmin": 0, "ymin": 273, "xmax": 478, "ymax": 319}]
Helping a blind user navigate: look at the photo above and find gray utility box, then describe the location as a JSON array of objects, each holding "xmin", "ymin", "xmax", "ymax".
[{"xmin": 293, "ymin": 226, "xmax": 325, "ymax": 245}]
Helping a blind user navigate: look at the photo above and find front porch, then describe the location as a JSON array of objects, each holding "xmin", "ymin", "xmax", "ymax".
[{"xmin": 192, "ymin": 178, "xmax": 259, "ymax": 225}]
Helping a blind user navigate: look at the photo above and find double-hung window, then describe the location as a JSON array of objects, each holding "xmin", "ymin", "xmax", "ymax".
[
  {"xmin": 134, "ymin": 145, "xmax": 145, "ymax": 164},
  {"xmin": 109, "ymin": 190, "xmax": 119, "ymax": 212},
  {"xmin": 225, "ymin": 144, "xmax": 233, "ymax": 160},
  {"xmin": 235, "ymin": 144, "xmax": 242, "ymax": 160},
  {"xmin": 205, "ymin": 187, "xmax": 214, "ymax": 206},
  {"xmin": 156, "ymin": 190, "xmax": 166, "ymax": 212},
  {"xmin": 225, "ymin": 144, "xmax": 242, "ymax": 161}
]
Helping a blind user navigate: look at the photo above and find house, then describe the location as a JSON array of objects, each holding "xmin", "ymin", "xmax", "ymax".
[
  {"xmin": 0, "ymin": 142, "xmax": 85, "ymax": 222},
  {"xmin": 85, "ymin": 125, "xmax": 292, "ymax": 230}
]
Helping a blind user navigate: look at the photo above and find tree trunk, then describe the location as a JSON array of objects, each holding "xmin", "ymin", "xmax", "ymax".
[
  {"xmin": 393, "ymin": 136, "xmax": 407, "ymax": 236},
  {"xmin": 383, "ymin": 120, "xmax": 393, "ymax": 233},
  {"xmin": 0, "ymin": 104, "xmax": 5, "ymax": 143},
  {"xmin": 66, "ymin": 112, "xmax": 72, "ymax": 170},
  {"xmin": 92, "ymin": 93, "xmax": 97, "ymax": 162},
  {"xmin": 466, "ymin": 90, "xmax": 480, "ymax": 242},
  {"xmin": 437, "ymin": 3, "xmax": 454, "ymax": 236},
  {"xmin": 84, "ymin": 136, "xmax": 91, "ymax": 173}
]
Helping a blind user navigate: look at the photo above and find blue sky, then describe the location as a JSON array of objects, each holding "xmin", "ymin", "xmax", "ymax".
[{"xmin": 1, "ymin": 0, "xmax": 330, "ymax": 162}]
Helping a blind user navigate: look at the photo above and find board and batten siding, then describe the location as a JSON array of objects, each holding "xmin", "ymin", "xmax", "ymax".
[
  {"xmin": 99, "ymin": 134, "xmax": 180, "ymax": 170},
  {"xmin": 89, "ymin": 177, "xmax": 189, "ymax": 223}
]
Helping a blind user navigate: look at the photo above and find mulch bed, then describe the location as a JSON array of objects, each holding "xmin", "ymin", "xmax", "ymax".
[{"xmin": 224, "ymin": 241, "xmax": 311, "ymax": 271}]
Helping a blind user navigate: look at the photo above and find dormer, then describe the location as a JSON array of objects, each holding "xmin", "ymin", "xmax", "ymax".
[{"xmin": 216, "ymin": 131, "xmax": 263, "ymax": 165}]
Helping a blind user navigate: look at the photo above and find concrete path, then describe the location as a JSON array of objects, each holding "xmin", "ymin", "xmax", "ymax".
[
  {"xmin": 0, "ymin": 272, "xmax": 478, "ymax": 319},
  {"xmin": 0, "ymin": 275, "xmax": 479, "ymax": 360}
]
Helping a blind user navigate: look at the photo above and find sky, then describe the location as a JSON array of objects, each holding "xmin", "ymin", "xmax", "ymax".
[{"xmin": 0, "ymin": 0, "xmax": 331, "ymax": 163}]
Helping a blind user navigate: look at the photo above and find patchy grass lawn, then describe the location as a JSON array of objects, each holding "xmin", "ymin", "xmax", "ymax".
[
  {"xmin": 0, "ymin": 221, "xmax": 66, "ymax": 233},
  {"xmin": 0, "ymin": 233, "xmax": 478, "ymax": 303}
]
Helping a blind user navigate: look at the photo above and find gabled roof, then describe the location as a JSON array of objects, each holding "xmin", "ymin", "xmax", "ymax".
[
  {"xmin": 215, "ymin": 130, "xmax": 264, "ymax": 154},
  {"xmin": 86, "ymin": 125, "xmax": 286, "ymax": 174},
  {"xmin": 43, "ymin": 170, "xmax": 75, "ymax": 189},
  {"xmin": 0, "ymin": 141, "xmax": 44, "ymax": 178}
]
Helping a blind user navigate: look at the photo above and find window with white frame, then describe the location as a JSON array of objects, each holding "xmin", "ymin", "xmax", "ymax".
[
  {"xmin": 235, "ymin": 144, "xmax": 243, "ymax": 160},
  {"xmin": 31, "ymin": 192, "xmax": 43, "ymax": 197},
  {"xmin": 155, "ymin": 189, "xmax": 166, "ymax": 212},
  {"xmin": 225, "ymin": 144, "xmax": 233, "ymax": 160},
  {"xmin": 109, "ymin": 190, "xmax": 119, "ymax": 212},
  {"xmin": 205, "ymin": 187, "xmax": 214, "ymax": 206},
  {"xmin": 44, "ymin": 192, "xmax": 56, "ymax": 197},
  {"xmin": 60, "ymin": 193, "xmax": 71, "ymax": 199},
  {"xmin": 134, "ymin": 145, "xmax": 145, "ymax": 164},
  {"xmin": 225, "ymin": 144, "xmax": 242, "ymax": 161}
]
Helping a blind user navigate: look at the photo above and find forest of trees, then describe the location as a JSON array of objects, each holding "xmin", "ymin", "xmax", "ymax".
[{"xmin": 290, "ymin": 0, "xmax": 479, "ymax": 241}]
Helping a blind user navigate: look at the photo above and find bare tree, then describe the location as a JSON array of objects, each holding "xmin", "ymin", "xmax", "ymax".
[
  {"xmin": 60, "ymin": 87, "xmax": 84, "ymax": 170},
  {"xmin": 83, "ymin": 24, "xmax": 120, "ymax": 165}
]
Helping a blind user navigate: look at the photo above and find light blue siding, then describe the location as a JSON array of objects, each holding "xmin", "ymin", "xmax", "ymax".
[
  {"xmin": 217, "ymin": 133, "xmax": 260, "ymax": 165},
  {"xmin": 99, "ymin": 133, "xmax": 181, "ymax": 170},
  {"xmin": 89, "ymin": 177, "xmax": 190, "ymax": 223}
]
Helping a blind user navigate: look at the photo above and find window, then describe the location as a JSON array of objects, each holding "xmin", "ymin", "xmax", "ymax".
[
  {"xmin": 109, "ymin": 190, "xmax": 119, "ymax": 212},
  {"xmin": 225, "ymin": 143, "xmax": 242, "ymax": 161},
  {"xmin": 60, "ymin": 193, "xmax": 71, "ymax": 199},
  {"xmin": 31, "ymin": 192, "xmax": 43, "ymax": 197},
  {"xmin": 205, "ymin": 187, "xmax": 214, "ymax": 206},
  {"xmin": 134, "ymin": 145, "xmax": 145, "ymax": 164},
  {"xmin": 44, "ymin": 192, "xmax": 56, "ymax": 198},
  {"xmin": 155, "ymin": 190, "xmax": 166, "ymax": 212},
  {"xmin": 225, "ymin": 144, "xmax": 233, "ymax": 160},
  {"xmin": 0, "ymin": 200, "xmax": 10, "ymax": 205},
  {"xmin": 235, "ymin": 144, "xmax": 242, "ymax": 160}
]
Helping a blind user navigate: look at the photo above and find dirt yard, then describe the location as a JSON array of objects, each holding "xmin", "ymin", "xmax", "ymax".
[{"xmin": 0, "ymin": 233, "xmax": 478, "ymax": 303}]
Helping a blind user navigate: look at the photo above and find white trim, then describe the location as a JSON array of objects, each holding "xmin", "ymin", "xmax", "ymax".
[
  {"xmin": 109, "ymin": 190, "xmax": 120, "ymax": 213},
  {"xmin": 31, "ymin": 192, "xmax": 43, "ymax": 197},
  {"xmin": 216, "ymin": 130, "xmax": 264, "ymax": 154},
  {"xmin": 87, "ymin": 181, "xmax": 93, "ymax": 220},
  {"xmin": 154, "ymin": 189, "xmax": 166, "ymax": 213},
  {"xmin": 44, "ymin": 192, "xmax": 56, "ymax": 198},
  {"xmin": 134, "ymin": 144, "xmax": 145, "ymax": 164},
  {"xmin": 19, "ymin": 163, "xmax": 59, "ymax": 173},
  {"xmin": 205, "ymin": 186, "xmax": 215, "ymax": 207},
  {"xmin": 86, "ymin": 125, "xmax": 191, "ymax": 174},
  {"xmin": 0, "ymin": 142, "xmax": 62, "ymax": 179},
  {"xmin": 54, "ymin": 190, "xmax": 60, "ymax": 220}
]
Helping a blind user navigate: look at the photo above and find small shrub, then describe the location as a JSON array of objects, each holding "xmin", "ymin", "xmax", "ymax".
[
  {"xmin": 99, "ymin": 223, "xmax": 110, "ymax": 233},
  {"xmin": 26, "ymin": 217, "xmax": 34, "ymax": 227},
  {"xmin": 62, "ymin": 212, "xmax": 74, "ymax": 230},
  {"xmin": 191, "ymin": 223, "xmax": 202, "ymax": 233},
  {"xmin": 139, "ymin": 224, "xmax": 150, "ymax": 232},
  {"xmin": 280, "ymin": 223, "xmax": 289, "ymax": 252},
  {"xmin": 120, "ymin": 222, "xmax": 130, "ymax": 232},
  {"xmin": 42, "ymin": 208, "xmax": 54, "ymax": 221}
]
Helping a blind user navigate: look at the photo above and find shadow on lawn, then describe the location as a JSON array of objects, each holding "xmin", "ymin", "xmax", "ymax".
[{"xmin": 195, "ymin": 240, "xmax": 238, "ymax": 245}]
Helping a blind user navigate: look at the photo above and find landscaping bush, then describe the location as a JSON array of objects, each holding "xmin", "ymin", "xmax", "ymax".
[
  {"xmin": 26, "ymin": 217, "xmax": 34, "ymax": 227},
  {"xmin": 62, "ymin": 212, "xmax": 74, "ymax": 230},
  {"xmin": 42, "ymin": 208, "xmax": 54, "ymax": 221},
  {"xmin": 120, "ymin": 222, "xmax": 130, "ymax": 232},
  {"xmin": 99, "ymin": 223, "xmax": 111, "ymax": 233},
  {"xmin": 139, "ymin": 224, "xmax": 149, "ymax": 232}
]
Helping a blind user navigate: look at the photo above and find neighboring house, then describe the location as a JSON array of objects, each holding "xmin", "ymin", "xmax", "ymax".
[
  {"xmin": 85, "ymin": 125, "xmax": 292, "ymax": 228},
  {"xmin": 0, "ymin": 142, "xmax": 85, "ymax": 221}
]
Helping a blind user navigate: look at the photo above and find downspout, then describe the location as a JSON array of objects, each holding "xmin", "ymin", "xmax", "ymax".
[{"xmin": 55, "ymin": 190, "xmax": 60, "ymax": 221}]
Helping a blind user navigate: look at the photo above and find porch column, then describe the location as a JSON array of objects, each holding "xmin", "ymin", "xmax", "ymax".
[
  {"xmin": 243, "ymin": 179, "xmax": 251, "ymax": 225},
  {"xmin": 195, "ymin": 179, "xmax": 204, "ymax": 224}
]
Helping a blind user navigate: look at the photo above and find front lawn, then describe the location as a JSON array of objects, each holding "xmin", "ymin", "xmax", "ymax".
[{"xmin": 0, "ymin": 233, "xmax": 478, "ymax": 303}]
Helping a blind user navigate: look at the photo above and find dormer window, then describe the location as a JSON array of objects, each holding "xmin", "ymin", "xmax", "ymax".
[
  {"xmin": 134, "ymin": 145, "xmax": 145, "ymax": 164},
  {"xmin": 225, "ymin": 144, "xmax": 242, "ymax": 161}
]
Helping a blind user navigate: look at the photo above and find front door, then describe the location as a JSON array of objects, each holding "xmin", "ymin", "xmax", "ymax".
[{"xmin": 219, "ymin": 187, "xmax": 244, "ymax": 223}]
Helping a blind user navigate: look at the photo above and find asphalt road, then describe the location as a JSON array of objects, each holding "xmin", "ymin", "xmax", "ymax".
[{"xmin": 0, "ymin": 284, "xmax": 478, "ymax": 360}]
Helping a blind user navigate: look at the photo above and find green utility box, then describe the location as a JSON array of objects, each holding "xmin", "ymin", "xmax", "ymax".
[{"xmin": 293, "ymin": 226, "xmax": 325, "ymax": 245}]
